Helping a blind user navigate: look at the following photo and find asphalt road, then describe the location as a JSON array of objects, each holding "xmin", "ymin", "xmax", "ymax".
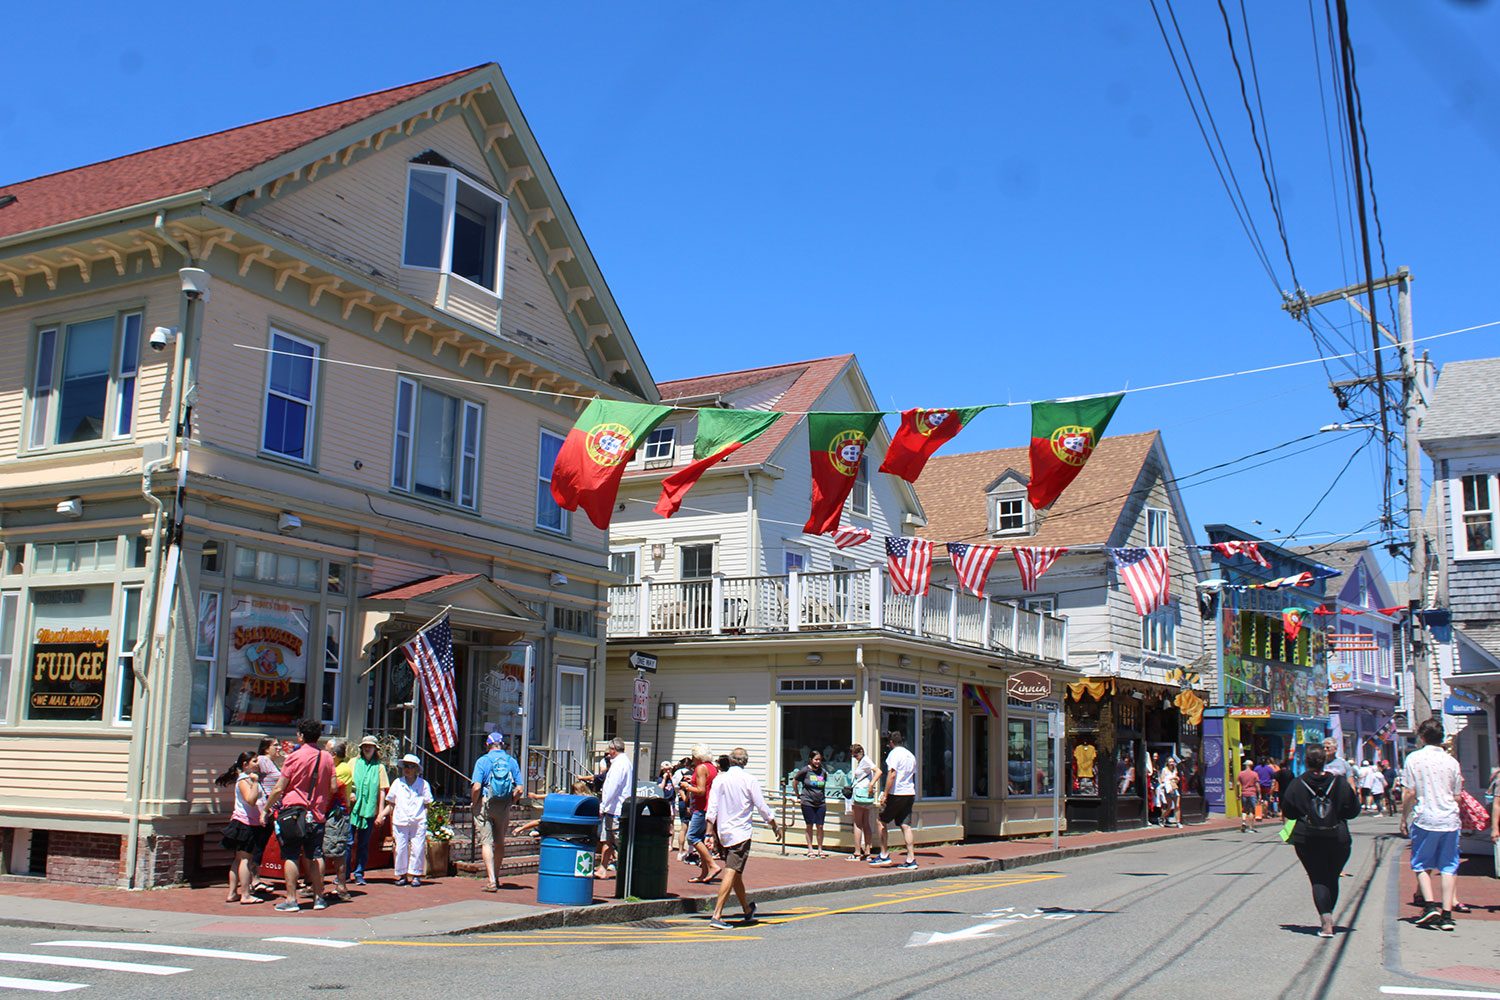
[{"xmin": 0, "ymin": 822, "xmax": 1440, "ymax": 999}]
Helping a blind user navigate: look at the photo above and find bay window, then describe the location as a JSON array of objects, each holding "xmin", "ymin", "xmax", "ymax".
[{"xmin": 403, "ymin": 163, "xmax": 508, "ymax": 294}]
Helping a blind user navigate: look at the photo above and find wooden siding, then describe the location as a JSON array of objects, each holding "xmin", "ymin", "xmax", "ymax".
[
  {"xmin": 1440, "ymin": 466, "xmax": 1500, "ymax": 618},
  {"xmin": 605, "ymin": 662, "xmax": 772, "ymax": 774},
  {"xmin": 186, "ymin": 737, "xmax": 248, "ymax": 871},
  {"xmin": 0, "ymin": 736, "xmax": 131, "ymax": 802}
]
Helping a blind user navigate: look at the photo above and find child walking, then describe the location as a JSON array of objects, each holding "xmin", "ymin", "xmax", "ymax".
[{"xmin": 387, "ymin": 753, "xmax": 434, "ymax": 886}]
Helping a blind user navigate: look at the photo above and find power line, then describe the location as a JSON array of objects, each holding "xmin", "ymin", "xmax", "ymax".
[{"xmin": 1282, "ymin": 432, "xmax": 1372, "ymax": 540}]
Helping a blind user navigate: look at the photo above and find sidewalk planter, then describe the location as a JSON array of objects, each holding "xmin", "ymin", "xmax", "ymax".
[{"xmin": 426, "ymin": 839, "xmax": 452, "ymax": 878}]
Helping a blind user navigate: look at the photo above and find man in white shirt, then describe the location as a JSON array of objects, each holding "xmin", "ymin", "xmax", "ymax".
[
  {"xmin": 1401, "ymin": 718, "xmax": 1464, "ymax": 931},
  {"xmin": 873, "ymin": 730, "xmax": 918, "ymax": 870},
  {"xmin": 705, "ymin": 748, "xmax": 779, "ymax": 930},
  {"xmin": 597, "ymin": 738, "xmax": 633, "ymax": 879}
]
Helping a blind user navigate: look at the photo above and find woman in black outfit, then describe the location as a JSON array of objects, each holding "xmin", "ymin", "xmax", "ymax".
[{"xmin": 1280, "ymin": 744, "xmax": 1363, "ymax": 938}]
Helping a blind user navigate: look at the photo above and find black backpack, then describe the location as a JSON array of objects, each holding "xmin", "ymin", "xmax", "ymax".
[{"xmin": 1298, "ymin": 776, "xmax": 1339, "ymax": 831}]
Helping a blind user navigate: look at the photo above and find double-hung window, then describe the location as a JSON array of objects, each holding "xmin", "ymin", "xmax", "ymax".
[
  {"xmin": 1458, "ymin": 473, "xmax": 1497, "ymax": 556},
  {"xmin": 29, "ymin": 310, "xmax": 142, "ymax": 448},
  {"xmin": 392, "ymin": 376, "xmax": 483, "ymax": 509},
  {"xmin": 850, "ymin": 456, "xmax": 870, "ymax": 516},
  {"xmin": 1141, "ymin": 604, "xmax": 1177, "ymax": 657},
  {"xmin": 993, "ymin": 494, "xmax": 1029, "ymax": 535},
  {"xmin": 261, "ymin": 329, "xmax": 320, "ymax": 462},
  {"xmin": 537, "ymin": 430, "xmax": 568, "ymax": 533},
  {"xmin": 403, "ymin": 163, "xmax": 508, "ymax": 294},
  {"xmin": 1146, "ymin": 507, "xmax": 1168, "ymax": 547}
]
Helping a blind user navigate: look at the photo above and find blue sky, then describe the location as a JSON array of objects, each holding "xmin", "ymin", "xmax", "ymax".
[{"xmin": 5, "ymin": 2, "xmax": 1498, "ymax": 582}]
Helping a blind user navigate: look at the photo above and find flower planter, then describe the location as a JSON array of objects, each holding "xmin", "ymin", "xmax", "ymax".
[{"xmin": 426, "ymin": 839, "xmax": 452, "ymax": 878}]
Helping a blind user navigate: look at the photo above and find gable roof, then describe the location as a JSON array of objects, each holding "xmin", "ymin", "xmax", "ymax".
[
  {"xmin": 1419, "ymin": 357, "xmax": 1500, "ymax": 445},
  {"xmin": 0, "ymin": 68, "xmax": 478, "ymax": 240},
  {"xmin": 914, "ymin": 431, "xmax": 1160, "ymax": 547},
  {"xmin": 649, "ymin": 355, "xmax": 855, "ymax": 470}
]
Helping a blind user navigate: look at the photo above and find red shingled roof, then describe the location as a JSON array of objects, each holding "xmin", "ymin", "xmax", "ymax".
[
  {"xmin": 0, "ymin": 66, "xmax": 482, "ymax": 240},
  {"xmin": 364, "ymin": 573, "xmax": 482, "ymax": 601},
  {"xmin": 641, "ymin": 355, "xmax": 856, "ymax": 471}
]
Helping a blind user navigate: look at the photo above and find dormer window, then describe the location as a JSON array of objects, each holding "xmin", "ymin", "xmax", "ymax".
[
  {"xmin": 643, "ymin": 427, "xmax": 675, "ymax": 469},
  {"xmin": 991, "ymin": 493, "xmax": 1031, "ymax": 536},
  {"xmin": 403, "ymin": 163, "xmax": 507, "ymax": 294}
]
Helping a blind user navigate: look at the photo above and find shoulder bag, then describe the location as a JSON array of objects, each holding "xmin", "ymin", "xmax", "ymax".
[{"xmin": 276, "ymin": 749, "xmax": 321, "ymax": 841}]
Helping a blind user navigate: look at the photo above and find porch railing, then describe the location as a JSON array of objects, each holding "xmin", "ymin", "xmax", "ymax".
[{"xmin": 608, "ymin": 567, "xmax": 1067, "ymax": 663}]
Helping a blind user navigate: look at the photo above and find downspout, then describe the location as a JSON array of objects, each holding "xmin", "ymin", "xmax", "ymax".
[{"xmin": 855, "ymin": 643, "xmax": 868, "ymax": 744}]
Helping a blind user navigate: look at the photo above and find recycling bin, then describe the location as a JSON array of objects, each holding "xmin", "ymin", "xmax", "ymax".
[
  {"xmin": 614, "ymin": 796, "xmax": 673, "ymax": 899},
  {"xmin": 537, "ymin": 794, "xmax": 601, "ymax": 906}
]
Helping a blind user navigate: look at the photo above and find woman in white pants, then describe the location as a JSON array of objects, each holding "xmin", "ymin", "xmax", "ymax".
[{"xmin": 386, "ymin": 754, "xmax": 434, "ymax": 886}]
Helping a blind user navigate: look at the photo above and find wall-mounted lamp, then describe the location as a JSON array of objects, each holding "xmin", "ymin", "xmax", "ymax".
[
  {"xmin": 727, "ymin": 696, "xmax": 736, "ymax": 711},
  {"xmin": 898, "ymin": 655, "xmax": 912, "ymax": 668},
  {"xmin": 277, "ymin": 512, "xmax": 301, "ymax": 533},
  {"xmin": 806, "ymin": 652, "xmax": 822, "ymax": 665},
  {"xmin": 56, "ymin": 498, "xmax": 83, "ymax": 519},
  {"xmin": 938, "ymin": 662, "xmax": 951, "ymax": 673},
  {"xmin": 549, "ymin": 571, "xmax": 568, "ymax": 588},
  {"xmin": 651, "ymin": 543, "xmax": 666, "ymax": 561},
  {"xmin": 659, "ymin": 702, "xmax": 676, "ymax": 720}
]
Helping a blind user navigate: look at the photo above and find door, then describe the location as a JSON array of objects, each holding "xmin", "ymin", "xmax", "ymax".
[{"xmin": 556, "ymin": 664, "xmax": 588, "ymax": 779}]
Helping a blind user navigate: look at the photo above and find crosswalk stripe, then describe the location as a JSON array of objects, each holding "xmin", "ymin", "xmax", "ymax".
[
  {"xmin": 38, "ymin": 942, "xmax": 282, "ymax": 963},
  {"xmin": 262, "ymin": 937, "xmax": 359, "ymax": 949},
  {"xmin": 0, "ymin": 952, "xmax": 189, "ymax": 976},
  {"xmin": 0, "ymin": 974, "xmax": 87, "ymax": 993}
]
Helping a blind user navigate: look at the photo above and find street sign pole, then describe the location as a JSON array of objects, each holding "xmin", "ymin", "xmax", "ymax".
[
  {"xmin": 1051, "ymin": 708, "xmax": 1063, "ymax": 849},
  {"xmin": 623, "ymin": 671, "xmax": 649, "ymax": 900}
]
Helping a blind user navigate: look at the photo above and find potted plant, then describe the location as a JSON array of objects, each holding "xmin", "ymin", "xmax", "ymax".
[{"xmin": 426, "ymin": 801, "xmax": 455, "ymax": 877}]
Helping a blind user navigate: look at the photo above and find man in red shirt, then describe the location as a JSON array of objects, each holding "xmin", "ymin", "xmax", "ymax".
[
  {"xmin": 1237, "ymin": 758, "xmax": 1261, "ymax": 833},
  {"xmin": 267, "ymin": 718, "xmax": 338, "ymax": 912}
]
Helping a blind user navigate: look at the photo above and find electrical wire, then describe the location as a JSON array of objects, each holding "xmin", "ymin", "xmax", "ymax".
[{"xmin": 1281, "ymin": 432, "xmax": 1372, "ymax": 541}]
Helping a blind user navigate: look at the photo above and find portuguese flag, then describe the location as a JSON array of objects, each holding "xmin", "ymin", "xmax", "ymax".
[
  {"xmin": 655, "ymin": 409, "xmax": 780, "ymax": 517},
  {"xmin": 879, "ymin": 406, "xmax": 987, "ymax": 482},
  {"xmin": 1026, "ymin": 393, "xmax": 1123, "ymax": 510},
  {"xmin": 550, "ymin": 399, "xmax": 671, "ymax": 530},
  {"xmin": 803, "ymin": 412, "xmax": 885, "ymax": 534}
]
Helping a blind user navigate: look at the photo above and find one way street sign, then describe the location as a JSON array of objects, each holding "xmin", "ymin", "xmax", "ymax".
[{"xmin": 629, "ymin": 651, "xmax": 658, "ymax": 673}]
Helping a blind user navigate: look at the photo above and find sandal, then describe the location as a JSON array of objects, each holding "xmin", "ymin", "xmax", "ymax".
[
  {"xmin": 239, "ymin": 897, "xmax": 264, "ymax": 905},
  {"xmin": 481, "ymin": 884, "xmax": 499, "ymax": 893}
]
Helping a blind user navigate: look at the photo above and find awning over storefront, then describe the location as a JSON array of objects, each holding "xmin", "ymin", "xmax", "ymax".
[{"xmin": 358, "ymin": 572, "xmax": 542, "ymax": 656}]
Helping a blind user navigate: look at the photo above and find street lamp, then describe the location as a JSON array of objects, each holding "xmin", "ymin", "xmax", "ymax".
[{"xmin": 1318, "ymin": 423, "xmax": 1379, "ymax": 433}]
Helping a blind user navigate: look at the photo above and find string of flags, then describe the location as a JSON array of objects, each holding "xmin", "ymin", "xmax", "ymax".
[{"xmin": 548, "ymin": 392, "xmax": 1126, "ymax": 530}]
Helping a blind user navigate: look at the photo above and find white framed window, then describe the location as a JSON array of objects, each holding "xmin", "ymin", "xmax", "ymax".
[
  {"xmin": 1146, "ymin": 507, "xmax": 1168, "ymax": 547},
  {"xmin": 261, "ymin": 329, "xmax": 320, "ymax": 462},
  {"xmin": 784, "ymin": 550, "xmax": 806, "ymax": 573},
  {"xmin": 536, "ymin": 429, "xmax": 569, "ymax": 534},
  {"xmin": 321, "ymin": 609, "xmax": 344, "ymax": 727},
  {"xmin": 112, "ymin": 586, "xmax": 142, "ymax": 725},
  {"xmin": 1006, "ymin": 715, "xmax": 1054, "ymax": 797},
  {"xmin": 191, "ymin": 590, "xmax": 221, "ymax": 730},
  {"xmin": 391, "ymin": 376, "xmax": 482, "ymax": 509},
  {"xmin": 402, "ymin": 163, "xmax": 508, "ymax": 295},
  {"xmin": 850, "ymin": 456, "xmax": 870, "ymax": 516},
  {"xmin": 680, "ymin": 543, "xmax": 714, "ymax": 579},
  {"xmin": 1022, "ymin": 596, "xmax": 1055, "ymax": 614},
  {"xmin": 642, "ymin": 427, "xmax": 675, "ymax": 468},
  {"xmin": 921, "ymin": 708, "xmax": 956, "ymax": 798},
  {"xmin": 0, "ymin": 592, "xmax": 17, "ymax": 724},
  {"xmin": 28, "ymin": 310, "xmax": 143, "ymax": 449},
  {"xmin": 610, "ymin": 550, "xmax": 637, "ymax": 584},
  {"xmin": 1141, "ymin": 604, "xmax": 1177, "ymax": 657},
  {"xmin": 992, "ymin": 494, "xmax": 1029, "ymax": 535},
  {"xmin": 1457, "ymin": 473, "xmax": 1497, "ymax": 557}
]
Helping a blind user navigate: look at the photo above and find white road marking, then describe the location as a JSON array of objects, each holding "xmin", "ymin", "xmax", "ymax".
[
  {"xmin": 906, "ymin": 908, "xmax": 1083, "ymax": 947},
  {"xmin": 0, "ymin": 975, "xmax": 87, "ymax": 993},
  {"xmin": 0, "ymin": 952, "xmax": 188, "ymax": 975},
  {"xmin": 261, "ymin": 937, "xmax": 360, "ymax": 949},
  {"xmin": 38, "ymin": 942, "xmax": 283, "ymax": 963},
  {"xmin": 1379, "ymin": 989, "xmax": 1500, "ymax": 999}
]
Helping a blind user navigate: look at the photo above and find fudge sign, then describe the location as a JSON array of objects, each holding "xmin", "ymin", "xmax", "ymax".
[
  {"xmin": 29, "ymin": 627, "xmax": 110, "ymax": 720},
  {"xmin": 1006, "ymin": 670, "xmax": 1052, "ymax": 703}
]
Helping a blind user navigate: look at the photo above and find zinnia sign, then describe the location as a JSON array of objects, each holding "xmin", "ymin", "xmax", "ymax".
[{"xmin": 1006, "ymin": 670, "xmax": 1052, "ymax": 703}]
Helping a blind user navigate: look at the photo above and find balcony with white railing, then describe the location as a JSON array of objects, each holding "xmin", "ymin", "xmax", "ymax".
[{"xmin": 607, "ymin": 568, "xmax": 1068, "ymax": 663}]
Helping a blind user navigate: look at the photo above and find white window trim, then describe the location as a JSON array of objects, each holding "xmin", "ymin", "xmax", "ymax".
[
  {"xmin": 401, "ymin": 164, "xmax": 509, "ymax": 297},
  {"xmin": 680, "ymin": 542, "xmax": 715, "ymax": 580},
  {"xmin": 111, "ymin": 584, "xmax": 143, "ymax": 728},
  {"xmin": 609, "ymin": 547, "xmax": 639, "ymax": 584},
  {"xmin": 389, "ymin": 375, "xmax": 483, "ymax": 511},
  {"xmin": 322, "ymin": 608, "xmax": 344, "ymax": 728},
  {"xmin": 642, "ymin": 427, "xmax": 675, "ymax": 467},
  {"xmin": 1145, "ymin": 506, "xmax": 1169, "ymax": 548},
  {"xmin": 0, "ymin": 591, "xmax": 18, "ymax": 725},
  {"xmin": 1453, "ymin": 472, "xmax": 1499, "ymax": 560},
  {"xmin": 27, "ymin": 310, "xmax": 143, "ymax": 452},
  {"xmin": 1141, "ymin": 605, "xmax": 1178, "ymax": 659},
  {"xmin": 260, "ymin": 328, "xmax": 321, "ymax": 464},
  {"xmin": 536, "ymin": 428, "xmax": 570, "ymax": 535},
  {"xmin": 990, "ymin": 493, "xmax": 1031, "ymax": 536},
  {"xmin": 849, "ymin": 456, "xmax": 870, "ymax": 517},
  {"xmin": 920, "ymin": 706, "xmax": 958, "ymax": 800}
]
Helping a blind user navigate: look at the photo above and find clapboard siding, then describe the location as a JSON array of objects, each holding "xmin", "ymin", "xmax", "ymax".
[
  {"xmin": 607, "ymin": 664, "xmax": 772, "ymax": 782},
  {"xmin": 0, "ymin": 737, "xmax": 131, "ymax": 800}
]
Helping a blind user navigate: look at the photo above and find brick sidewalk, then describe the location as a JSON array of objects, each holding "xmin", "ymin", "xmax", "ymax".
[{"xmin": 1397, "ymin": 846, "xmax": 1500, "ymax": 922}]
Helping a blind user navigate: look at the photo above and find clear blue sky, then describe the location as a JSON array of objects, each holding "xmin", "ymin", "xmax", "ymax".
[{"xmin": 6, "ymin": 2, "xmax": 1499, "ymax": 582}]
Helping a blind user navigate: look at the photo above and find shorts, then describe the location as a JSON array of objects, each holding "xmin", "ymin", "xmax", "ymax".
[
  {"xmin": 220, "ymin": 819, "xmax": 269, "ymax": 856},
  {"xmin": 276, "ymin": 820, "xmax": 326, "ymax": 861},
  {"xmin": 686, "ymin": 810, "xmax": 709, "ymax": 847},
  {"xmin": 322, "ymin": 808, "xmax": 351, "ymax": 856},
  {"xmin": 1409, "ymin": 825, "xmax": 1461, "ymax": 875},
  {"xmin": 720, "ymin": 839, "xmax": 752, "ymax": 873},
  {"xmin": 475, "ymin": 796, "xmax": 511, "ymax": 849},
  {"xmin": 801, "ymin": 803, "xmax": 827, "ymax": 827},
  {"xmin": 1240, "ymin": 794, "xmax": 1259, "ymax": 811},
  {"xmin": 880, "ymin": 794, "xmax": 915, "ymax": 827},
  {"xmin": 1258, "ymin": 785, "xmax": 1273, "ymax": 798},
  {"xmin": 677, "ymin": 798, "xmax": 691, "ymax": 824},
  {"xmin": 602, "ymin": 813, "xmax": 619, "ymax": 844}
]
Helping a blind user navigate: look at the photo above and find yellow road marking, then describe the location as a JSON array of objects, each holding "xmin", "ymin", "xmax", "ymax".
[
  {"xmin": 366, "ymin": 936, "xmax": 761, "ymax": 947},
  {"xmin": 755, "ymin": 872, "xmax": 1064, "ymax": 925}
]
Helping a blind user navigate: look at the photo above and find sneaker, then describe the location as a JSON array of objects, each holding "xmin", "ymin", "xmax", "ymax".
[
  {"xmin": 274, "ymin": 900, "xmax": 300, "ymax": 912},
  {"xmin": 354, "ymin": 875, "xmax": 366, "ymax": 886},
  {"xmin": 312, "ymin": 895, "xmax": 328, "ymax": 910},
  {"xmin": 869, "ymin": 855, "xmax": 892, "ymax": 866},
  {"xmin": 1415, "ymin": 906, "xmax": 1443, "ymax": 928},
  {"xmin": 744, "ymin": 902, "xmax": 757, "ymax": 921},
  {"xmin": 897, "ymin": 861, "xmax": 918, "ymax": 870},
  {"xmin": 709, "ymin": 918, "xmax": 733, "ymax": 931},
  {"xmin": 1438, "ymin": 911, "xmax": 1456, "ymax": 932}
]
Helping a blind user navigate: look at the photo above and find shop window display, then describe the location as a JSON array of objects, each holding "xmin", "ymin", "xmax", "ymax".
[{"xmin": 781, "ymin": 704, "xmax": 853, "ymax": 786}]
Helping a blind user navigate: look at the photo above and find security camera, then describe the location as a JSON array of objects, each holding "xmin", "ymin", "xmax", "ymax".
[
  {"xmin": 179, "ymin": 267, "xmax": 211, "ymax": 301},
  {"xmin": 149, "ymin": 326, "xmax": 177, "ymax": 352}
]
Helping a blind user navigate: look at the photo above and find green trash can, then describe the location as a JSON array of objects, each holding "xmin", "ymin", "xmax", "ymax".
[{"xmin": 614, "ymin": 796, "xmax": 672, "ymax": 899}]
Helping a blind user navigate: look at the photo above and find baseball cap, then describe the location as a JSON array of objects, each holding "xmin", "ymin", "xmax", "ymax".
[{"xmin": 486, "ymin": 731, "xmax": 506, "ymax": 745}]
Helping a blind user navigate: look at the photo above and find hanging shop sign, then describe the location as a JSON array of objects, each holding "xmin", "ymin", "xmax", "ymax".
[
  {"xmin": 226, "ymin": 596, "xmax": 310, "ymax": 727},
  {"xmin": 28, "ymin": 627, "xmax": 109, "ymax": 720},
  {"xmin": 1007, "ymin": 670, "xmax": 1052, "ymax": 703},
  {"xmin": 1226, "ymin": 707, "xmax": 1272, "ymax": 718}
]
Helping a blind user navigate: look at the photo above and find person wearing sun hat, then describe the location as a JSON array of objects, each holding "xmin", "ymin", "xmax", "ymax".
[
  {"xmin": 348, "ymin": 735, "xmax": 390, "ymax": 885},
  {"xmin": 470, "ymin": 729, "xmax": 522, "ymax": 892},
  {"xmin": 386, "ymin": 753, "xmax": 434, "ymax": 886}
]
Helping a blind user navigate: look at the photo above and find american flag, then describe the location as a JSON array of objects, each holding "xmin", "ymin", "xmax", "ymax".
[
  {"xmin": 403, "ymin": 616, "xmax": 458, "ymax": 753},
  {"xmin": 1209, "ymin": 541, "xmax": 1270, "ymax": 568},
  {"xmin": 1013, "ymin": 546, "xmax": 1067, "ymax": 592},
  {"xmin": 1109, "ymin": 547, "xmax": 1171, "ymax": 616},
  {"xmin": 885, "ymin": 536, "xmax": 933, "ymax": 595},
  {"xmin": 828, "ymin": 526, "xmax": 872, "ymax": 549},
  {"xmin": 946, "ymin": 542, "xmax": 1003, "ymax": 597}
]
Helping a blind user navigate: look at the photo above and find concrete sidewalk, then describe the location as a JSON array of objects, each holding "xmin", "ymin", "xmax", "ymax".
[{"xmin": 0, "ymin": 816, "xmax": 1240, "ymax": 939}]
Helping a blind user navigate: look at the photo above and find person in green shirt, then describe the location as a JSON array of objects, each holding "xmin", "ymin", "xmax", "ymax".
[{"xmin": 348, "ymin": 735, "xmax": 391, "ymax": 886}]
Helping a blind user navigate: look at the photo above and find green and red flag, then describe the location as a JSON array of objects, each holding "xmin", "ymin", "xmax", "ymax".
[
  {"xmin": 879, "ymin": 406, "xmax": 988, "ymax": 482},
  {"xmin": 804, "ymin": 412, "xmax": 885, "ymax": 534},
  {"xmin": 655, "ymin": 409, "xmax": 780, "ymax": 517},
  {"xmin": 549, "ymin": 399, "xmax": 672, "ymax": 530},
  {"xmin": 1026, "ymin": 393, "xmax": 1124, "ymax": 510}
]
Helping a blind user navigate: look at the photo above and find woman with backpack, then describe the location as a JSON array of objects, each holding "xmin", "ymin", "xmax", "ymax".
[{"xmin": 1281, "ymin": 744, "xmax": 1363, "ymax": 938}]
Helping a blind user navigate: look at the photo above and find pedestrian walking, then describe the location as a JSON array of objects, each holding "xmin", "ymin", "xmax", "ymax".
[
  {"xmin": 1237, "ymin": 758, "xmax": 1260, "ymax": 832},
  {"xmin": 849, "ymin": 744, "xmax": 877, "ymax": 861},
  {"xmin": 1380, "ymin": 760, "xmax": 1399, "ymax": 816},
  {"xmin": 387, "ymin": 753, "xmax": 434, "ymax": 886},
  {"xmin": 266, "ymin": 718, "xmax": 337, "ymax": 912},
  {"xmin": 469, "ymin": 730, "xmax": 522, "ymax": 892},
  {"xmin": 704, "ymin": 747, "xmax": 780, "ymax": 930},
  {"xmin": 682, "ymin": 745, "xmax": 721, "ymax": 882},
  {"xmin": 321, "ymin": 738, "xmax": 354, "ymax": 900},
  {"xmin": 1401, "ymin": 718, "xmax": 1464, "ymax": 931},
  {"xmin": 597, "ymin": 738, "xmax": 633, "ymax": 880},
  {"xmin": 792, "ymin": 751, "xmax": 828, "ymax": 857},
  {"xmin": 1321, "ymin": 738, "xmax": 1352, "ymax": 787},
  {"xmin": 1273, "ymin": 756, "xmax": 1296, "ymax": 815},
  {"xmin": 1160, "ymin": 758, "xmax": 1181, "ymax": 827},
  {"xmin": 1359, "ymin": 760, "xmax": 1387, "ymax": 813},
  {"xmin": 1255, "ymin": 757, "xmax": 1276, "ymax": 817},
  {"xmin": 1281, "ymin": 743, "xmax": 1362, "ymax": 938},
  {"xmin": 348, "ymin": 735, "xmax": 390, "ymax": 886},
  {"xmin": 671, "ymin": 756, "xmax": 693, "ymax": 859},
  {"xmin": 872, "ymin": 730, "xmax": 917, "ymax": 870},
  {"xmin": 215, "ymin": 751, "xmax": 267, "ymax": 905}
]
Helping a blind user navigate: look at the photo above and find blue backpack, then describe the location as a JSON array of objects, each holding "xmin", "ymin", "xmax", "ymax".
[{"xmin": 487, "ymin": 750, "xmax": 516, "ymax": 800}]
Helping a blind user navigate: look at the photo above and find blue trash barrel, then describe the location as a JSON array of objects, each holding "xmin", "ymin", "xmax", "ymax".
[{"xmin": 536, "ymin": 794, "xmax": 600, "ymax": 906}]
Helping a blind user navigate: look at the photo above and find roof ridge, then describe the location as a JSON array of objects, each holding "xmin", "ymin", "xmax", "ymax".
[{"xmin": 657, "ymin": 354, "xmax": 853, "ymax": 390}]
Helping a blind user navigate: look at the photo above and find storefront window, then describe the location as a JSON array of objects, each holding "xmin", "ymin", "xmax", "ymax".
[
  {"xmin": 781, "ymin": 704, "xmax": 853, "ymax": 785},
  {"xmin": 193, "ymin": 591, "xmax": 220, "ymax": 728},
  {"xmin": 27, "ymin": 585, "xmax": 113, "ymax": 722},
  {"xmin": 0, "ymin": 592, "xmax": 17, "ymax": 723},
  {"xmin": 234, "ymin": 545, "xmax": 321, "ymax": 592},
  {"xmin": 1008, "ymin": 719, "xmax": 1035, "ymax": 794},
  {"xmin": 972, "ymin": 715, "xmax": 989, "ymax": 798},
  {"xmin": 112, "ymin": 586, "xmax": 141, "ymax": 724},
  {"xmin": 322, "ymin": 610, "xmax": 343, "ymax": 726},
  {"xmin": 921, "ymin": 709, "xmax": 955, "ymax": 798},
  {"xmin": 224, "ymin": 595, "xmax": 310, "ymax": 727}
]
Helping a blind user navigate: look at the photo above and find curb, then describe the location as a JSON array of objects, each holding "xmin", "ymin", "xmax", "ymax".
[{"xmin": 437, "ymin": 821, "xmax": 1231, "ymax": 936}]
